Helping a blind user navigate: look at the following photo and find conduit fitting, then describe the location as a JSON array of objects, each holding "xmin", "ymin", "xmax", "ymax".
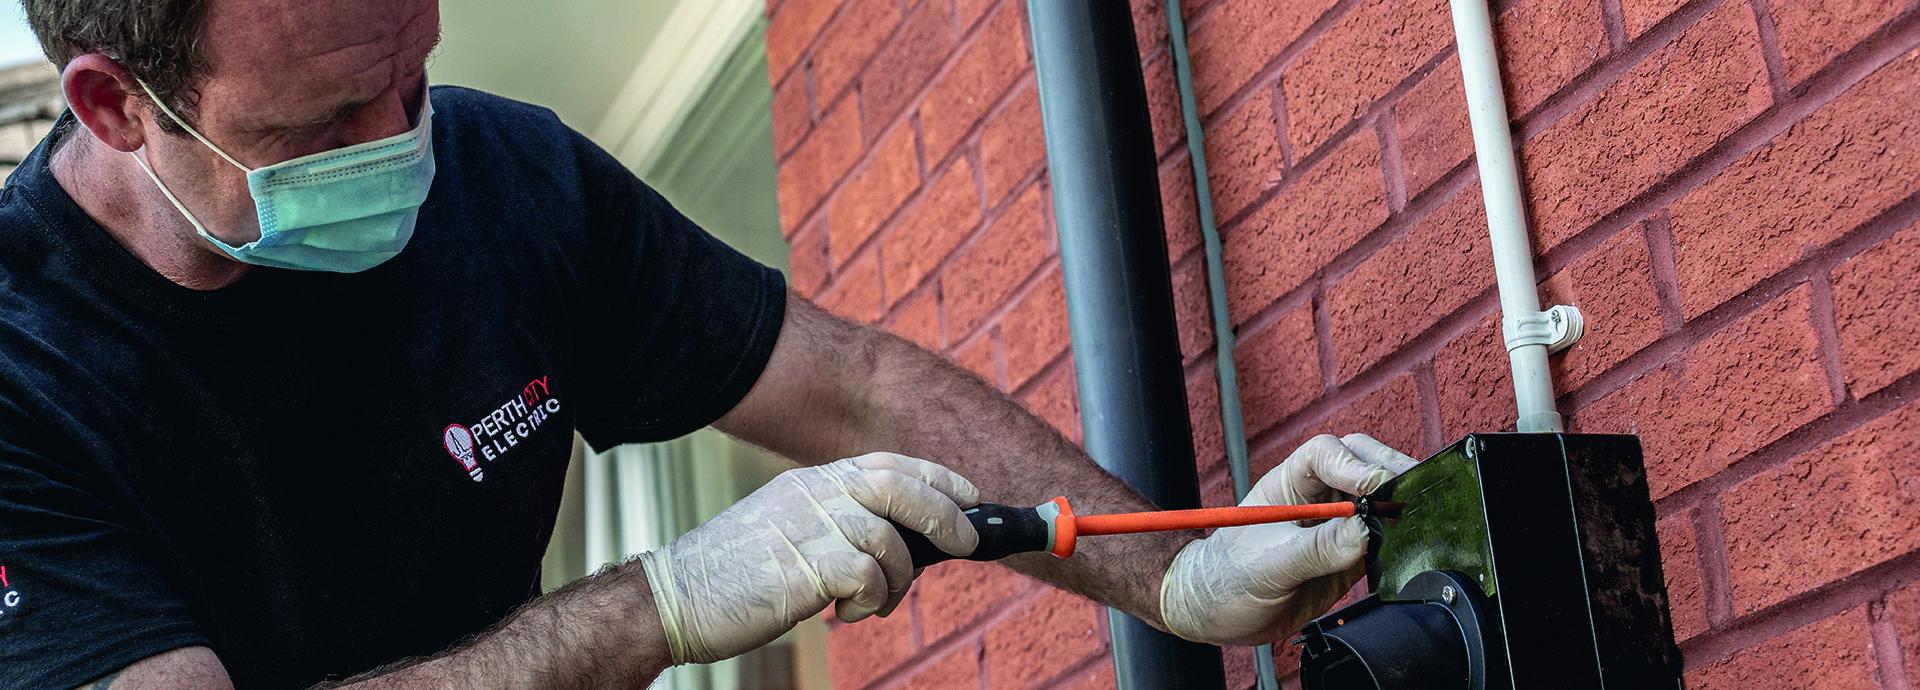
[{"xmin": 1502, "ymin": 305, "xmax": 1583, "ymax": 354}]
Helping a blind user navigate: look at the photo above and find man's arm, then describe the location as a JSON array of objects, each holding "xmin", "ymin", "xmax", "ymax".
[
  {"xmin": 715, "ymin": 294, "xmax": 1193, "ymax": 629},
  {"xmin": 74, "ymin": 563, "xmax": 673, "ymax": 690}
]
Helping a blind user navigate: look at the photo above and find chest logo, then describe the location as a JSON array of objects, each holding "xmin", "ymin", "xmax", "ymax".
[
  {"xmin": 441, "ymin": 376, "xmax": 563, "ymax": 482},
  {"xmin": 0, "ymin": 565, "xmax": 21, "ymax": 621}
]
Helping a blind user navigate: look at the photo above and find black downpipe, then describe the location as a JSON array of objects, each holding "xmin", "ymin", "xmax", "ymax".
[{"xmin": 1023, "ymin": 3, "xmax": 1228, "ymax": 688}]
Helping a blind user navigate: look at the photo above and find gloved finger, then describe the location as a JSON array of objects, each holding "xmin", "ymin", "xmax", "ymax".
[
  {"xmin": 828, "ymin": 512, "xmax": 914, "ymax": 617},
  {"xmin": 1294, "ymin": 435, "xmax": 1398, "ymax": 502},
  {"xmin": 815, "ymin": 551, "xmax": 890, "ymax": 623},
  {"xmin": 840, "ymin": 468, "xmax": 980, "ymax": 558},
  {"xmin": 847, "ymin": 452, "xmax": 982, "ymax": 507},
  {"xmin": 1244, "ymin": 435, "xmax": 1351, "ymax": 507},
  {"xmin": 1339, "ymin": 433, "xmax": 1420, "ymax": 480},
  {"xmin": 1245, "ymin": 517, "xmax": 1369, "ymax": 600}
]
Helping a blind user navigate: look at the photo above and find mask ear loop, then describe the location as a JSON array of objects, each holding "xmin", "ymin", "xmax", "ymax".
[{"xmin": 134, "ymin": 79, "xmax": 252, "ymax": 173}]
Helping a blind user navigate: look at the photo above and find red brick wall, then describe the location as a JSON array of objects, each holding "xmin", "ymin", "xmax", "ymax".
[{"xmin": 763, "ymin": 0, "xmax": 1920, "ymax": 687}]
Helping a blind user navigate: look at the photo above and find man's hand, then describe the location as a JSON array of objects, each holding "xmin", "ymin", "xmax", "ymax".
[
  {"xmin": 640, "ymin": 452, "xmax": 980, "ymax": 665},
  {"xmin": 1159, "ymin": 434, "xmax": 1418, "ymax": 645}
]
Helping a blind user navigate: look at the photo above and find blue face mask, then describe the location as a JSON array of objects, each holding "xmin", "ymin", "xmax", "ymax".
[{"xmin": 128, "ymin": 81, "xmax": 436, "ymax": 273}]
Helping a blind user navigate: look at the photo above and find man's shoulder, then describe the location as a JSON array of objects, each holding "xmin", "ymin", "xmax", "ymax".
[{"xmin": 429, "ymin": 86, "xmax": 573, "ymax": 142}]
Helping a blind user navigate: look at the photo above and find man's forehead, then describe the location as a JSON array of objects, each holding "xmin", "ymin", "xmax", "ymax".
[{"xmin": 193, "ymin": 0, "xmax": 439, "ymax": 121}]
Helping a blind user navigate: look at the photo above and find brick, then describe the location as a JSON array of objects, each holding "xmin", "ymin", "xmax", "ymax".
[
  {"xmin": 920, "ymin": 3, "xmax": 1030, "ymax": 165},
  {"xmin": 1394, "ymin": 58, "xmax": 1471, "ymax": 196},
  {"xmin": 956, "ymin": 0, "xmax": 993, "ymax": 31},
  {"xmin": 812, "ymin": 0, "xmax": 902, "ymax": 105},
  {"xmin": 1223, "ymin": 644, "xmax": 1255, "ymax": 690},
  {"xmin": 1328, "ymin": 188, "xmax": 1493, "ymax": 381},
  {"xmin": 943, "ymin": 185, "xmax": 1053, "ymax": 339},
  {"xmin": 767, "ymin": 0, "xmax": 837, "ymax": 81},
  {"xmin": 1891, "ymin": 581, "xmax": 1920, "ymax": 681},
  {"xmin": 1521, "ymin": 2, "xmax": 1770, "ymax": 251},
  {"xmin": 984, "ymin": 589, "xmax": 1106, "ymax": 689},
  {"xmin": 1387, "ymin": 0, "xmax": 1603, "ymax": 191},
  {"xmin": 979, "ymin": 82, "xmax": 1045, "ymax": 205},
  {"xmin": 1161, "ymin": 157, "xmax": 1202, "ymax": 262},
  {"xmin": 1392, "ymin": 0, "xmax": 1603, "ymax": 194},
  {"xmin": 1539, "ymin": 226, "xmax": 1665, "ymax": 391},
  {"xmin": 1494, "ymin": 0, "xmax": 1608, "ymax": 115},
  {"xmin": 1002, "ymin": 266, "xmax": 1070, "ymax": 389},
  {"xmin": 1572, "ymin": 287, "xmax": 1832, "ymax": 499},
  {"xmin": 1723, "ymin": 399, "xmax": 1920, "ymax": 614},
  {"xmin": 1188, "ymin": 368, "xmax": 1226, "ymax": 475},
  {"xmin": 915, "ymin": 559, "xmax": 1032, "ymax": 644},
  {"xmin": 1772, "ymin": 0, "xmax": 1908, "ymax": 85},
  {"xmin": 1203, "ymin": 94, "xmax": 1286, "ymax": 222},
  {"xmin": 819, "ymin": 249, "xmax": 886, "ymax": 324},
  {"xmin": 772, "ymin": 71, "xmax": 811, "ymax": 159},
  {"xmin": 1171, "ymin": 257, "xmax": 1217, "ymax": 366},
  {"xmin": 1235, "ymin": 305, "xmax": 1321, "ymax": 436},
  {"xmin": 898, "ymin": 642, "xmax": 982, "ymax": 690},
  {"xmin": 1685, "ymin": 606, "xmax": 1877, "ymax": 690},
  {"xmin": 828, "ymin": 124, "xmax": 922, "ymax": 266},
  {"xmin": 1835, "ymin": 221, "xmax": 1920, "ymax": 397},
  {"xmin": 883, "ymin": 158, "xmax": 983, "ymax": 302},
  {"xmin": 789, "ymin": 221, "xmax": 829, "ymax": 297},
  {"xmin": 861, "ymin": 4, "xmax": 956, "ymax": 136},
  {"xmin": 1654, "ymin": 510, "xmax": 1707, "ymax": 642},
  {"xmin": 1201, "ymin": 469, "xmax": 1238, "ymax": 509},
  {"xmin": 1300, "ymin": 374, "xmax": 1425, "ymax": 459},
  {"xmin": 779, "ymin": 99, "xmax": 864, "ymax": 234},
  {"xmin": 1433, "ymin": 311, "xmax": 1516, "ymax": 439},
  {"xmin": 1283, "ymin": 0, "xmax": 1452, "ymax": 157},
  {"xmin": 1020, "ymin": 359, "xmax": 1082, "ymax": 443},
  {"xmin": 1670, "ymin": 48, "xmax": 1920, "ymax": 318},
  {"xmin": 1186, "ymin": 0, "xmax": 1340, "ymax": 115},
  {"xmin": 1143, "ymin": 53, "xmax": 1185, "ymax": 158},
  {"xmin": 1622, "ymin": 0, "xmax": 1690, "ymax": 40},
  {"xmin": 1132, "ymin": 0, "xmax": 1171, "ymax": 59},
  {"xmin": 827, "ymin": 606, "xmax": 917, "ymax": 690},
  {"xmin": 954, "ymin": 330, "xmax": 1003, "ymax": 389},
  {"xmin": 1224, "ymin": 135, "xmax": 1387, "ymax": 320},
  {"xmin": 888, "ymin": 285, "xmax": 942, "ymax": 350}
]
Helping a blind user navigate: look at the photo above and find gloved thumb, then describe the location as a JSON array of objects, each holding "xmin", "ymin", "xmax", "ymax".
[{"xmin": 1248, "ymin": 517, "xmax": 1369, "ymax": 600}]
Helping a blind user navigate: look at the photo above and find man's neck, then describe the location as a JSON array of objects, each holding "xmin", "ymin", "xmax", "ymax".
[{"xmin": 48, "ymin": 132, "xmax": 253, "ymax": 291}]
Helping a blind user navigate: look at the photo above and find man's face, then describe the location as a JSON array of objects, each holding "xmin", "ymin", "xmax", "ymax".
[{"xmin": 136, "ymin": 0, "xmax": 441, "ymax": 248}]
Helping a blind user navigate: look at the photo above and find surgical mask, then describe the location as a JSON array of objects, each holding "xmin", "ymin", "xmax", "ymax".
[{"xmin": 128, "ymin": 81, "xmax": 436, "ymax": 273}]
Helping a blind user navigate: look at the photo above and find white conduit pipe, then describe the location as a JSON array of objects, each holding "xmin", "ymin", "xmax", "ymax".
[{"xmin": 1446, "ymin": 0, "xmax": 1583, "ymax": 433}]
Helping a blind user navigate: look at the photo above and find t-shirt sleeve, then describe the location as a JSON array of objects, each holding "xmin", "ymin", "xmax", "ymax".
[
  {"xmin": 0, "ymin": 412, "xmax": 208, "ymax": 689},
  {"xmin": 566, "ymin": 131, "xmax": 788, "ymax": 450}
]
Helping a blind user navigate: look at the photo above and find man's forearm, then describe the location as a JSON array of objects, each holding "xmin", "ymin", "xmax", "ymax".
[
  {"xmin": 866, "ymin": 334, "xmax": 1196, "ymax": 628},
  {"xmin": 322, "ymin": 559, "xmax": 671, "ymax": 689},
  {"xmin": 733, "ymin": 300, "xmax": 1197, "ymax": 628}
]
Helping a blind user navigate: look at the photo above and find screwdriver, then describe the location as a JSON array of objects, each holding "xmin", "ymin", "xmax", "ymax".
[{"xmin": 899, "ymin": 496, "xmax": 1401, "ymax": 568}]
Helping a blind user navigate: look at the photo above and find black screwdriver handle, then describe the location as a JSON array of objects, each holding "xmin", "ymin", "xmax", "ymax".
[{"xmin": 896, "ymin": 502, "xmax": 1055, "ymax": 568}]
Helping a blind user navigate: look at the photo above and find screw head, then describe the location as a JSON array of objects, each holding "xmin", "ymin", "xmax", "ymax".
[{"xmin": 1441, "ymin": 586, "xmax": 1457, "ymax": 604}]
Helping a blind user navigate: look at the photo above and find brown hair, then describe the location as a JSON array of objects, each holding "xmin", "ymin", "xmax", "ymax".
[{"xmin": 21, "ymin": 0, "xmax": 209, "ymax": 132}]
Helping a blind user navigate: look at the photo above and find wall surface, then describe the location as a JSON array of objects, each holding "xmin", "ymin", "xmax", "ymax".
[{"xmin": 763, "ymin": 0, "xmax": 1920, "ymax": 687}]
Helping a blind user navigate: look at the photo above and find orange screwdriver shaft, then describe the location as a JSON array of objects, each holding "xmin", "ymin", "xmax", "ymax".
[{"xmin": 1074, "ymin": 502, "xmax": 1358, "ymax": 536}]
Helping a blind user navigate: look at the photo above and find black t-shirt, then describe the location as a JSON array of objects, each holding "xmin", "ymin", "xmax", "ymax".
[{"xmin": 0, "ymin": 86, "xmax": 786, "ymax": 689}]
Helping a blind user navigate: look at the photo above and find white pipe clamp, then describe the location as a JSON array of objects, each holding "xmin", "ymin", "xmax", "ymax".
[{"xmin": 1502, "ymin": 305, "xmax": 1584, "ymax": 354}]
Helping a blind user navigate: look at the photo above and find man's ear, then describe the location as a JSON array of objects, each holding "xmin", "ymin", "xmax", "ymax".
[{"xmin": 60, "ymin": 54, "xmax": 152, "ymax": 153}]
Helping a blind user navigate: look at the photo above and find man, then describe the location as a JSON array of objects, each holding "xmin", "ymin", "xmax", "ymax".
[{"xmin": 0, "ymin": 1, "xmax": 1417, "ymax": 688}]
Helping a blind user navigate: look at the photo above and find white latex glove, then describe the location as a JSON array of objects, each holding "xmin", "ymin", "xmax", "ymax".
[
  {"xmin": 1159, "ymin": 434, "xmax": 1418, "ymax": 645},
  {"xmin": 639, "ymin": 452, "xmax": 980, "ymax": 665}
]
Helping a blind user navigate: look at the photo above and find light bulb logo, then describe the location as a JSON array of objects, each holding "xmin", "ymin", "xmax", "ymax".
[{"xmin": 442, "ymin": 424, "xmax": 483, "ymax": 482}]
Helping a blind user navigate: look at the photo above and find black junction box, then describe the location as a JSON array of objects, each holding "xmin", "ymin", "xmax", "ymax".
[{"xmin": 1296, "ymin": 433, "xmax": 1684, "ymax": 689}]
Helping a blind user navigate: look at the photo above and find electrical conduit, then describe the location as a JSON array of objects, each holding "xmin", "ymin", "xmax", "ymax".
[
  {"xmin": 1161, "ymin": 2, "xmax": 1281, "ymax": 688},
  {"xmin": 1447, "ymin": 0, "xmax": 1566, "ymax": 432}
]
